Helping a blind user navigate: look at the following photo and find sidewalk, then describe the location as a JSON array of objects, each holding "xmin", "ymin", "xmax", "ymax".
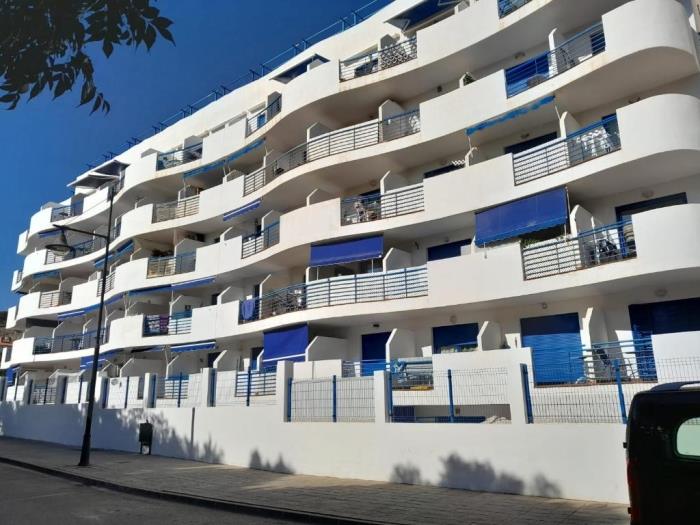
[{"xmin": 0, "ymin": 437, "xmax": 628, "ymax": 525}]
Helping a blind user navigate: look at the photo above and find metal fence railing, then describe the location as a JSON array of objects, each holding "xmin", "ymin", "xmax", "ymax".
[
  {"xmin": 143, "ymin": 311, "xmax": 192, "ymax": 337},
  {"xmin": 498, "ymin": 0, "xmax": 532, "ymax": 18},
  {"xmin": 239, "ymin": 266, "xmax": 428, "ymax": 323},
  {"xmin": 38, "ymin": 290, "xmax": 72, "ymax": 309},
  {"xmin": 505, "ymin": 22, "xmax": 604, "ymax": 97},
  {"xmin": 341, "ymin": 185, "xmax": 424, "ymax": 225},
  {"xmin": 45, "ymin": 236, "xmax": 106, "ymax": 264},
  {"xmin": 243, "ymin": 110, "xmax": 421, "ymax": 195},
  {"xmin": 33, "ymin": 329, "xmax": 107, "ymax": 355},
  {"xmin": 241, "ymin": 222, "xmax": 280, "ymax": 259},
  {"xmin": 213, "ymin": 368, "xmax": 277, "ymax": 407},
  {"xmin": 96, "ymin": 272, "xmax": 116, "ymax": 296},
  {"xmin": 152, "ymin": 195, "xmax": 200, "ymax": 223},
  {"xmin": 156, "ymin": 143, "xmax": 203, "ymax": 171},
  {"xmin": 513, "ymin": 115, "xmax": 620, "ymax": 185},
  {"xmin": 246, "ymin": 95, "xmax": 282, "ymax": 136},
  {"xmin": 50, "ymin": 201, "xmax": 84, "ymax": 222},
  {"xmin": 339, "ymin": 36, "xmax": 417, "ymax": 81},
  {"xmin": 288, "ymin": 375, "xmax": 375, "ymax": 422},
  {"xmin": 521, "ymin": 220, "xmax": 635, "ymax": 280},
  {"xmin": 154, "ymin": 373, "xmax": 202, "ymax": 407},
  {"xmin": 29, "ymin": 378, "xmax": 59, "ymax": 405},
  {"xmin": 389, "ymin": 368, "xmax": 511, "ymax": 423},
  {"xmin": 104, "ymin": 376, "xmax": 144, "ymax": 409},
  {"xmin": 146, "ymin": 252, "xmax": 196, "ymax": 278}
]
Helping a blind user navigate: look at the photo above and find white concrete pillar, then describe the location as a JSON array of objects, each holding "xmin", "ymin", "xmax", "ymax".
[
  {"xmin": 200, "ymin": 368, "xmax": 213, "ymax": 407},
  {"xmin": 21, "ymin": 378, "xmax": 32, "ymax": 405},
  {"xmin": 276, "ymin": 361, "xmax": 293, "ymax": 421},
  {"xmin": 0, "ymin": 377, "xmax": 5, "ymax": 402},
  {"xmin": 508, "ymin": 363, "xmax": 531, "ymax": 426},
  {"xmin": 373, "ymin": 370, "xmax": 389, "ymax": 424},
  {"xmin": 94, "ymin": 376, "xmax": 108, "ymax": 408},
  {"xmin": 56, "ymin": 376, "xmax": 67, "ymax": 404},
  {"xmin": 144, "ymin": 373, "xmax": 156, "ymax": 409}
]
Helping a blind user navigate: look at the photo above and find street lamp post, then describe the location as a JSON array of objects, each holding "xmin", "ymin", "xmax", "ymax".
[{"xmin": 47, "ymin": 182, "xmax": 116, "ymax": 467}]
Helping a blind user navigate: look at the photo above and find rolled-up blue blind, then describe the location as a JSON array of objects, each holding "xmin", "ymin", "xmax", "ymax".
[
  {"xmin": 475, "ymin": 187, "xmax": 568, "ymax": 246},
  {"xmin": 310, "ymin": 235, "xmax": 383, "ymax": 267},
  {"xmin": 5, "ymin": 367, "xmax": 16, "ymax": 386},
  {"xmin": 170, "ymin": 341, "xmax": 216, "ymax": 353},
  {"xmin": 80, "ymin": 351, "xmax": 119, "ymax": 369},
  {"xmin": 223, "ymin": 199, "xmax": 261, "ymax": 221},
  {"xmin": 262, "ymin": 324, "xmax": 308, "ymax": 363}
]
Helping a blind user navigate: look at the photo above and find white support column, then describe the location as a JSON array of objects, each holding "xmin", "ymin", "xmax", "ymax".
[
  {"xmin": 276, "ymin": 361, "xmax": 293, "ymax": 421},
  {"xmin": 374, "ymin": 370, "xmax": 389, "ymax": 424},
  {"xmin": 21, "ymin": 379, "xmax": 32, "ymax": 405},
  {"xmin": 507, "ymin": 363, "xmax": 530, "ymax": 426},
  {"xmin": 56, "ymin": 376, "xmax": 67, "ymax": 405},
  {"xmin": 0, "ymin": 377, "xmax": 5, "ymax": 402},
  {"xmin": 94, "ymin": 376, "xmax": 108, "ymax": 408},
  {"xmin": 144, "ymin": 373, "xmax": 156, "ymax": 409},
  {"xmin": 200, "ymin": 368, "xmax": 213, "ymax": 407}
]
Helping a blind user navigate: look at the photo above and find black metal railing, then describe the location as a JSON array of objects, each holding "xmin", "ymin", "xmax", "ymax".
[
  {"xmin": 38, "ymin": 290, "xmax": 72, "ymax": 309},
  {"xmin": 152, "ymin": 195, "xmax": 200, "ymax": 223},
  {"xmin": 156, "ymin": 143, "xmax": 203, "ymax": 171},
  {"xmin": 33, "ymin": 329, "xmax": 108, "ymax": 355},
  {"xmin": 339, "ymin": 36, "xmax": 417, "ymax": 81},
  {"xmin": 243, "ymin": 109, "xmax": 421, "ymax": 195},
  {"xmin": 50, "ymin": 201, "xmax": 84, "ymax": 222},
  {"xmin": 143, "ymin": 311, "xmax": 193, "ymax": 337},
  {"xmin": 146, "ymin": 252, "xmax": 196, "ymax": 278},
  {"xmin": 246, "ymin": 95, "xmax": 282, "ymax": 136},
  {"xmin": 513, "ymin": 115, "xmax": 620, "ymax": 185},
  {"xmin": 341, "ymin": 185, "xmax": 424, "ymax": 225},
  {"xmin": 522, "ymin": 220, "xmax": 635, "ymax": 280},
  {"xmin": 241, "ymin": 222, "xmax": 280, "ymax": 259},
  {"xmin": 239, "ymin": 266, "xmax": 428, "ymax": 323}
]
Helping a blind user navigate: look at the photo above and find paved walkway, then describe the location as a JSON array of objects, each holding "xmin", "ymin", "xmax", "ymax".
[{"xmin": 0, "ymin": 438, "xmax": 628, "ymax": 525}]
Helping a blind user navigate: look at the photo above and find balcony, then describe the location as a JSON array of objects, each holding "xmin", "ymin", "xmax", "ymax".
[
  {"xmin": 156, "ymin": 142, "xmax": 203, "ymax": 171},
  {"xmin": 44, "ymin": 237, "xmax": 106, "ymax": 265},
  {"xmin": 143, "ymin": 311, "xmax": 192, "ymax": 337},
  {"xmin": 513, "ymin": 115, "xmax": 620, "ymax": 185},
  {"xmin": 50, "ymin": 201, "xmax": 83, "ymax": 222},
  {"xmin": 245, "ymin": 95, "xmax": 281, "ymax": 136},
  {"xmin": 239, "ymin": 265, "xmax": 428, "ymax": 323},
  {"xmin": 243, "ymin": 110, "xmax": 421, "ymax": 195},
  {"xmin": 146, "ymin": 252, "xmax": 196, "ymax": 278},
  {"xmin": 152, "ymin": 195, "xmax": 200, "ymax": 223},
  {"xmin": 497, "ymin": 0, "xmax": 532, "ymax": 18},
  {"xmin": 33, "ymin": 329, "xmax": 106, "ymax": 355},
  {"xmin": 521, "ymin": 220, "xmax": 636, "ymax": 280},
  {"xmin": 96, "ymin": 272, "xmax": 116, "ymax": 296},
  {"xmin": 241, "ymin": 222, "xmax": 280, "ymax": 259},
  {"xmin": 339, "ymin": 36, "xmax": 417, "ymax": 82},
  {"xmin": 505, "ymin": 22, "xmax": 605, "ymax": 98},
  {"xmin": 38, "ymin": 290, "xmax": 72, "ymax": 309},
  {"xmin": 341, "ymin": 185, "xmax": 424, "ymax": 225}
]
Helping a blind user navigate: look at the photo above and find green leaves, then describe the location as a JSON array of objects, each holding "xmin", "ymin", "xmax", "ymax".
[{"xmin": 0, "ymin": 0, "xmax": 175, "ymax": 113}]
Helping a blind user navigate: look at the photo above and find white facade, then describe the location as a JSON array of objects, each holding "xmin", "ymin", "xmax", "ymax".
[{"xmin": 3, "ymin": 0, "xmax": 700, "ymax": 503}]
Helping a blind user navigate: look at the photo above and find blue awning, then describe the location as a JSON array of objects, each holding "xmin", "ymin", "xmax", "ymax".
[
  {"xmin": 38, "ymin": 229, "xmax": 60, "ymax": 238},
  {"xmin": 466, "ymin": 95, "xmax": 556, "ymax": 136},
  {"xmin": 170, "ymin": 341, "xmax": 216, "ymax": 353},
  {"xmin": 223, "ymin": 199, "xmax": 261, "ymax": 221},
  {"xmin": 33, "ymin": 270, "xmax": 60, "ymax": 281},
  {"xmin": 5, "ymin": 366, "xmax": 17, "ymax": 386},
  {"xmin": 94, "ymin": 240, "xmax": 134, "ymax": 268},
  {"xmin": 80, "ymin": 351, "xmax": 120, "ymax": 369},
  {"xmin": 310, "ymin": 235, "xmax": 383, "ymax": 267},
  {"xmin": 131, "ymin": 345, "xmax": 165, "ymax": 354},
  {"xmin": 475, "ymin": 187, "xmax": 568, "ymax": 246},
  {"xmin": 57, "ymin": 309, "xmax": 87, "ymax": 321},
  {"xmin": 171, "ymin": 277, "xmax": 215, "ymax": 291},
  {"xmin": 183, "ymin": 138, "xmax": 265, "ymax": 179},
  {"xmin": 58, "ymin": 294, "xmax": 124, "ymax": 320},
  {"xmin": 263, "ymin": 324, "xmax": 308, "ymax": 363},
  {"xmin": 387, "ymin": 0, "xmax": 459, "ymax": 31},
  {"xmin": 128, "ymin": 285, "xmax": 171, "ymax": 297}
]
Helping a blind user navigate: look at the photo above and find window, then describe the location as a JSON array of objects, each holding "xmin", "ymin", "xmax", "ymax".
[
  {"xmin": 676, "ymin": 417, "xmax": 700, "ymax": 457},
  {"xmin": 427, "ymin": 239, "xmax": 471, "ymax": 262}
]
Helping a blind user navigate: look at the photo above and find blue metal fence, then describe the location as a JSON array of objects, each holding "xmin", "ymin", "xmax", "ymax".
[
  {"xmin": 241, "ymin": 222, "xmax": 280, "ymax": 259},
  {"xmin": 341, "ymin": 185, "xmax": 424, "ymax": 225},
  {"xmin": 146, "ymin": 252, "xmax": 196, "ymax": 278},
  {"xmin": 156, "ymin": 143, "xmax": 203, "ymax": 170},
  {"xmin": 235, "ymin": 367, "xmax": 277, "ymax": 405},
  {"xmin": 143, "ymin": 311, "xmax": 193, "ymax": 337},
  {"xmin": 513, "ymin": 115, "xmax": 621, "ymax": 185},
  {"xmin": 339, "ymin": 36, "xmax": 417, "ymax": 81},
  {"xmin": 505, "ymin": 23, "xmax": 605, "ymax": 97}
]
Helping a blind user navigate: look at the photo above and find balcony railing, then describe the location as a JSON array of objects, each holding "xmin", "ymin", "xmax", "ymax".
[
  {"xmin": 44, "ymin": 236, "xmax": 106, "ymax": 264},
  {"xmin": 243, "ymin": 110, "xmax": 421, "ymax": 195},
  {"xmin": 513, "ymin": 115, "xmax": 620, "ymax": 185},
  {"xmin": 241, "ymin": 222, "xmax": 280, "ymax": 259},
  {"xmin": 96, "ymin": 272, "xmax": 116, "ymax": 296},
  {"xmin": 38, "ymin": 290, "xmax": 72, "ymax": 309},
  {"xmin": 156, "ymin": 143, "xmax": 203, "ymax": 171},
  {"xmin": 582, "ymin": 339, "xmax": 656, "ymax": 383},
  {"xmin": 33, "ymin": 329, "xmax": 107, "ymax": 355},
  {"xmin": 521, "ymin": 220, "xmax": 635, "ymax": 280},
  {"xmin": 341, "ymin": 185, "xmax": 424, "ymax": 225},
  {"xmin": 152, "ymin": 195, "xmax": 200, "ymax": 223},
  {"xmin": 143, "ymin": 311, "xmax": 193, "ymax": 337},
  {"xmin": 50, "ymin": 201, "xmax": 84, "ymax": 222},
  {"xmin": 146, "ymin": 252, "xmax": 196, "ymax": 278},
  {"xmin": 15, "ymin": 270, "xmax": 23, "ymax": 284},
  {"xmin": 246, "ymin": 95, "xmax": 282, "ymax": 136},
  {"xmin": 498, "ymin": 0, "xmax": 532, "ymax": 18},
  {"xmin": 505, "ymin": 22, "xmax": 605, "ymax": 98},
  {"xmin": 239, "ymin": 265, "xmax": 428, "ymax": 323},
  {"xmin": 339, "ymin": 36, "xmax": 417, "ymax": 82}
]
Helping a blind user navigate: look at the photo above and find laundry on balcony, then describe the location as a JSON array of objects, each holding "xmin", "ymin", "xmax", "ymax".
[{"xmin": 239, "ymin": 298, "xmax": 259, "ymax": 321}]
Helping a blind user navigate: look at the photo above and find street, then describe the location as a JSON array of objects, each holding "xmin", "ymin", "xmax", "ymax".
[{"xmin": 0, "ymin": 463, "xmax": 301, "ymax": 525}]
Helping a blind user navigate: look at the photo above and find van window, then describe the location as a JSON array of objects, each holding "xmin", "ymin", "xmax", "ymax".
[{"xmin": 676, "ymin": 417, "xmax": 700, "ymax": 457}]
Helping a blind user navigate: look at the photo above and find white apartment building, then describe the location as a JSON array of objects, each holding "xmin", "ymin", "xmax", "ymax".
[{"xmin": 1, "ymin": 0, "xmax": 700, "ymax": 502}]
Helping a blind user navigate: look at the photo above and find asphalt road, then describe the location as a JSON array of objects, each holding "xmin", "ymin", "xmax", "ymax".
[{"xmin": 0, "ymin": 463, "xmax": 304, "ymax": 524}]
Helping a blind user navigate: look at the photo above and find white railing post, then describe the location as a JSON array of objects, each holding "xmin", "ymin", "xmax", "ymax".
[
  {"xmin": 276, "ymin": 361, "xmax": 293, "ymax": 421},
  {"xmin": 508, "ymin": 362, "xmax": 530, "ymax": 426},
  {"xmin": 373, "ymin": 370, "xmax": 389, "ymax": 424},
  {"xmin": 200, "ymin": 368, "xmax": 213, "ymax": 408}
]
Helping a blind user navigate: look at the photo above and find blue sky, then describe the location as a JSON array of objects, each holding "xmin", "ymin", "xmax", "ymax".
[{"xmin": 0, "ymin": 0, "xmax": 373, "ymax": 309}]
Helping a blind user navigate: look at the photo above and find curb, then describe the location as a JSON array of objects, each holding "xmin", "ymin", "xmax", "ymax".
[{"xmin": 0, "ymin": 454, "xmax": 397, "ymax": 525}]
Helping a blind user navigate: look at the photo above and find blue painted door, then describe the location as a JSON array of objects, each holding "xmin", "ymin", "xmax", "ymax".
[
  {"xmin": 521, "ymin": 313, "xmax": 583, "ymax": 385},
  {"xmin": 361, "ymin": 332, "xmax": 391, "ymax": 376}
]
